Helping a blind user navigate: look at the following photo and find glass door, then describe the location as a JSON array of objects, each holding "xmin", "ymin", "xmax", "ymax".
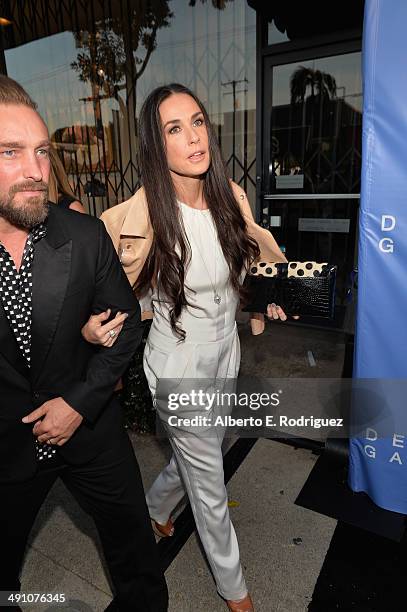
[{"xmin": 261, "ymin": 48, "xmax": 362, "ymax": 327}]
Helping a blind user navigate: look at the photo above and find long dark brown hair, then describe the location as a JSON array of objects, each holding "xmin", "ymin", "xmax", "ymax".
[{"xmin": 136, "ymin": 83, "xmax": 259, "ymax": 340}]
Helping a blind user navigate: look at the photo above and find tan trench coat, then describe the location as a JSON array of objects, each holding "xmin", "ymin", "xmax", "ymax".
[{"xmin": 100, "ymin": 182, "xmax": 286, "ymax": 334}]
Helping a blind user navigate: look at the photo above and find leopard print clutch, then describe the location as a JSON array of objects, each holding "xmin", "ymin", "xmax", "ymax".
[{"xmin": 242, "ymin": 261, "xmax": 337, "ymax": 318}]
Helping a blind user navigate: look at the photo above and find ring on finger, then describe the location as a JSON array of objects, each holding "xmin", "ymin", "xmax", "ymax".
[{"xmin": 109, "ymin": 329, "xmax": 116, "ymax": 338}]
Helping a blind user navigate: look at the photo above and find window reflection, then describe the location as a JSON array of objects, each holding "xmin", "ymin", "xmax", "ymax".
[
  {"xmin": 3, "ymin": 0, "xmax": 257, "ymax": 214},
  {"xmin": 270, "ymin": 53, "xmax": 362, "ymax": 195}
]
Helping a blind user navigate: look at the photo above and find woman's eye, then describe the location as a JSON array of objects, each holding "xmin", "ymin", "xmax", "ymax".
[
  {"xmin": 169, "ymin": 126, "xmax": 181, "ymax": 134},
  {"xmin": 194, "ymin": 118, "xmax": 204, "ymax": 127}
]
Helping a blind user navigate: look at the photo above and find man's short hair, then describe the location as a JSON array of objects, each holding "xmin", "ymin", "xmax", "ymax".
[{"xmin": 0, "ymin": 74, "xmax": 37, "ymax": 109}]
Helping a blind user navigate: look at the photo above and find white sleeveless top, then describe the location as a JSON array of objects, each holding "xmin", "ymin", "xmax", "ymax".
[{"xmin": 148, "ymin": 201, "xmax": 240, "ymax": 346}]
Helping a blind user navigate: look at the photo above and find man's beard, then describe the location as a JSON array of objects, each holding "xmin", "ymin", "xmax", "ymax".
[{"xmin": 0, "ymin": 180, "xmax": 49, "ymax": 229}]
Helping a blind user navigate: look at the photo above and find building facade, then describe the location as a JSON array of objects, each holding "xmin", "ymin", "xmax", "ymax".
[
  {"xmin": 0, "ymin": 0, "xmax": 364, "ymax": 328},
  {"xmin": 0, "ymin": 0, "xmax": 257, "ymax": 214}
]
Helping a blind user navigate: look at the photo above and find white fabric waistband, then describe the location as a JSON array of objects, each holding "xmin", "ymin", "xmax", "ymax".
[{"xmin": 148, "ymin": 321, "xmax": 237, "ymax": 352}]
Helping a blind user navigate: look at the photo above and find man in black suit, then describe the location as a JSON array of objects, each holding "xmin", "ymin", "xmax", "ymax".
[{"xmin": 0, "ymin": 75, "xmax": 168, "ymax": 611}]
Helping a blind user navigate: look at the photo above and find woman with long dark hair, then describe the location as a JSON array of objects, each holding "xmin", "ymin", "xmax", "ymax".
[{"xmin": 86, "ymin": 83, "xmax": 288, "ymax": 611}]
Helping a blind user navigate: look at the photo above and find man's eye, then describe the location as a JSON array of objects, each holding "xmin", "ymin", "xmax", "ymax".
[
  {"xmin": 37, "ymin": 149, "xmax": 49, "ymax": 157},
  {"xmin": 2, "ymin": 150, "xmax": 16, "ymax": 158}
]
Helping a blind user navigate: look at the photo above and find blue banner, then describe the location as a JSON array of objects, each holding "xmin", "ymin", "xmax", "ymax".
[{"xmin": 349, "ymin": 0, "xmax": 407, "ymax": 512}]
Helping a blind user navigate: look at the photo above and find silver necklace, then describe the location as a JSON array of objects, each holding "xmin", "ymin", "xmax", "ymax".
[{"xmin": 193, "ymin": 210, "xmax": 222, "ymax": 305}]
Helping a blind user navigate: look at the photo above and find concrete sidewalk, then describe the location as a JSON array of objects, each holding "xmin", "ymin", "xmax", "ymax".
[{"xmin": 20, "ymin": 322, "xmax": 345, "ymax": 611}]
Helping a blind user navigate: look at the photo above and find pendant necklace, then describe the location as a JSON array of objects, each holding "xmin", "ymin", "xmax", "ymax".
[{"xmin": 194, "ymin": 210, "xmax": 222, "ymax": 305}]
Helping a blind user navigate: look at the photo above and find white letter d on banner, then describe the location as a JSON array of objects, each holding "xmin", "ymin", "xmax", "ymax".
[{"xmin": 381, "ymin": 215, "xmax": 396, "ymax": 231}]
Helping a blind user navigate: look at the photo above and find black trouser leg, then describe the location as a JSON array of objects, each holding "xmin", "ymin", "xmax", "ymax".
[
  {"xmin": 0, "ymin": 463, "xmax": 59, "ymax": 591},
  {"xmin": 61, "ymin": 433, "xmax": 168, "ymax": 612}
]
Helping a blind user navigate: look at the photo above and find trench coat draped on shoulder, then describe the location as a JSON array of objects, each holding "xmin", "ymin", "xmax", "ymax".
[{"xmin": 100, "ymin": 183, "xmax": 287, "ymax": 334}]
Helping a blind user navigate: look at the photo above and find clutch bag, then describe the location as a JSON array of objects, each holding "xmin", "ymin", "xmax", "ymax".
[{"xmin": 242, "ymin": 261, "xmax": 337, "ymax": 318}]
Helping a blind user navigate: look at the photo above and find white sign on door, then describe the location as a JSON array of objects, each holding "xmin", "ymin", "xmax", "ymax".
[{"xmin": 298, "ymin": 218, "xmax": 350, "ymax": 233}]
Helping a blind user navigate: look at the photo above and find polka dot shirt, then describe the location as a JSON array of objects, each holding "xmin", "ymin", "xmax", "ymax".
[{"xmin": 0, "ymin": 223, "xmax": 56, "ymax": 462}]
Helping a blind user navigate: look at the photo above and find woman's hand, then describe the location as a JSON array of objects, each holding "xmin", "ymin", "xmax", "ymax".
[
  {"xmin": 267, "ymin": 303, "xmax": 288, "ymax": 321},
  {"xmin": 81, "ymin": 308, "xmax": 128, "ymax": 346},
  {"xmin": 267, "ymin": 303, "xmax": 300, "ymax": 321}
]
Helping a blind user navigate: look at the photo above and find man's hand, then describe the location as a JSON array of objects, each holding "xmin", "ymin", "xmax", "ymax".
[{"xmin": 22, "ymin": 397, "xmax": 84, "ymax": 447}]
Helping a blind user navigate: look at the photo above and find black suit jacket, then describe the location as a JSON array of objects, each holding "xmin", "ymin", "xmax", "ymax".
[{"xmin": 0, "ymin": 205, "xmax": 143, "ymax": 483}]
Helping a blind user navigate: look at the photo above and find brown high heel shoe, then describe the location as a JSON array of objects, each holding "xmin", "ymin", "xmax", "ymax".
[
  {"xmin": 150, "ymin": 517, "xmax": 174, "ymax": 538},
  {"xmin": 226, "ymin": 594, "xmax": 254, "ymax": 611}
]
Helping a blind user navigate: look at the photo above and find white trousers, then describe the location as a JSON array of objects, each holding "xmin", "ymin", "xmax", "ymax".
[{"xmin": 144, "ymin": 325, "xmax": 247, "ymax": 601}]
